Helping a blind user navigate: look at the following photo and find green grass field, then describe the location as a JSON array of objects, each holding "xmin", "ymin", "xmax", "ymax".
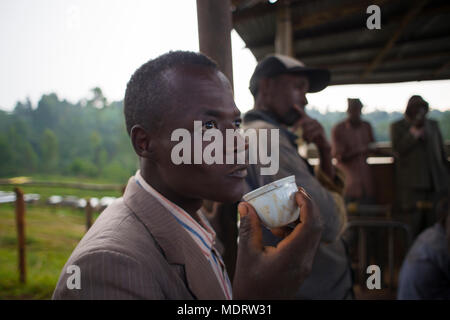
[
  {"xmin": 0, "ymin": 203, "xmax": 102, "ymax": 299},
  {"xmin": 0, "ymin": 174, "xmax": 125, "ymax": 200},
  {"xmin": 0, "ymin": 176, "xmax": 120, "ymax": 300}
]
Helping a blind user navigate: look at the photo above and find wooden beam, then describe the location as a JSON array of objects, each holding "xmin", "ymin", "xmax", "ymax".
[
  {"xmin": 232, "ymin": 0, "xmax": 265, "ymax": 10},
  {"xmin": 331, "ymin": 69, "xmax": 450, "ymax": 85},
  {"xmin": 311, "ymin": 51, "xmax": 450, "ymax": 70},
  {"xmin": 432, "ymin": 60, "xmax": 450, "ymax": 77},
  {"xmin": 197, "ymin": 0, "xmax": 234, "ymax": 88},
  {"xmin": 232, "ymin": 0, "xmax": 276, "ymax": 25},
  {"xmin": 312, "ymin": 51, "xmax": 450, "ymax": 75},
  {"xmin": 275, "ymin": 0, "xmax": 293, "ymax": 55},
  {"xmin": 361, "ymin": 0, "xmax": 430, "ymax": 79},
  {"xmin": 293, "ymin": 0, "xmax": 393, "ymax": 31},
  {"xmin": 244, "ymin": 3, "xmax": 450, "ymax": 51}
]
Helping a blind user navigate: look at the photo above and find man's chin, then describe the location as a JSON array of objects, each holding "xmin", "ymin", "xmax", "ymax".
[
  {"xmin": 204, "ymin": 185, "xmax": 244, "ymax": 204},
  {"xmin": 282, "ymin": 110, "xmax": 302, "ymax": 126}
]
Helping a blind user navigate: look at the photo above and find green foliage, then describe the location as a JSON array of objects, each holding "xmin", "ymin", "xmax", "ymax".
[
  {"xmin": 0, "ymin": 89, "xmax": 137, "ymax": 182},
  {"xmin": 0, "ymin": 135, "xmax": 14, "ymax": 176},
  {"xmin": 68, "ymin": 157, "xmax": 98, "ymax": 177},
  {"xmin": 0, "ymin": 89, "xmax": 448, "ymax": 181},
  {"xmin": 40, "ymin": 129, "xmax": 59, "ymax": 172}
]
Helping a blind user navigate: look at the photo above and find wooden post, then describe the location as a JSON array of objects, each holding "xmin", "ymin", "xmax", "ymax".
[
  {"xmin": 358, "ymin": 227, "xmax": 367, "ymax": 288},
  {"xmin": 196, "ymin": 0, "xmax": 234, "ymax": 88},
  {"xmin": 85, "ymin": 199, "xmax": 93, "ymax": 231},
  {"xmin": 14, "ymin": 187, "xmax": 26, "ymax": 284},
  {"xmin": 275, "ymin": 0, "xmax": 293, "ymax": 56}
]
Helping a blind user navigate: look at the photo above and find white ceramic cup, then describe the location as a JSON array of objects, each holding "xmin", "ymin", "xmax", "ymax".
[{"xmin": 242, "ymin": 175, "xmax": 300, "ymax": 228}]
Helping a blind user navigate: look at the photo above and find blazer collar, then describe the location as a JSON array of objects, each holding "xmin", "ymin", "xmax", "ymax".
[{"xmin": 122, "ymin": 176, "xmax": 227, "ymax": 300}]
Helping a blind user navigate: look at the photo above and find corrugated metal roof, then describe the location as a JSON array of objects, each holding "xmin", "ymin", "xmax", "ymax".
[{"xmin": 232, "ymin": 0, "xmax": 450, "ymax": 84}]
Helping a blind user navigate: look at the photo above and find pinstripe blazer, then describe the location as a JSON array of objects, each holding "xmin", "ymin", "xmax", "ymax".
[{"xmin": 52, "ymin": 176, "xmax": 227, "ymax": 300}]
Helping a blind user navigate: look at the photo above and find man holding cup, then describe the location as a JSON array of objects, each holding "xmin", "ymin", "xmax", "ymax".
[{"xmin": 242, "ymin": 54, "xmax": 353, "ymax": 299}]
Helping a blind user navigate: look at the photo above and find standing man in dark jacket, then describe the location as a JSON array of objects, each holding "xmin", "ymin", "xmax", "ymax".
[{"xmin": 391, "ymin": 95, "xmax": 449, "ymax": 238}]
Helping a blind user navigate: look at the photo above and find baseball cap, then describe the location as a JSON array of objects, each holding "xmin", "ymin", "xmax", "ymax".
[{"xmin": 249, "ymin": 54, "xmax": 330, "ymax": 96}]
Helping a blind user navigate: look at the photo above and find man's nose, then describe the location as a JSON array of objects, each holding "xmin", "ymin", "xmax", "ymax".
[
  {"xmin": 224, "ymin": 130, "xmax": 249, "ymax": 154},
  {"xmin": 234, "ymin": 131, "xmax": 249, "ymax": 153}
]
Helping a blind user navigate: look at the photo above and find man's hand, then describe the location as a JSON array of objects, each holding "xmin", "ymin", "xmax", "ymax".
[
  {"xmin": 410, "ymin": 126, "xmax": 425, "ymax": 139},
  {"xmin": 292, "ymin": 104, "xmax": 335, "ymax": 178},
  {"xmin": 292, "ymin": 104, "xmax": 330, "ymax": 151},
  {"xmin": 232, "ymin": 187, "xmax": 323, "ymax": 299}
]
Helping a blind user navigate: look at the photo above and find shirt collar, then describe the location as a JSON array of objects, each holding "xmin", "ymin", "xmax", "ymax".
[{"xmin": 134, "ymin": 170, "xmax": 216, "ymax": 254}]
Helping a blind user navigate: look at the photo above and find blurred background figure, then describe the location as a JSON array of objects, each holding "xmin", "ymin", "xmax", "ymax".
[
  {"xmin": 397, "ymin": 198, "xmax": 450, "ymax": 300},
  {"xmin": 332, "ymin": 98, "xmax": 376, "ymax": 205},
  {"xmin": 391, "ymin": 95, "xmax": 449, "ymax": 239}
]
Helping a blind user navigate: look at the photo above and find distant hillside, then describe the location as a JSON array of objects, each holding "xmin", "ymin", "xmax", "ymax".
[
  {"xmin": 0, "ymin": 88, "xmax": 136, "ymax": 180},
  {"xmin": 0, "ymin": 88, "xmax": 449, "ymax": 179},
  {"xmin": 307, "ymin": 107, "xmax": 450, "ymax": 142}
]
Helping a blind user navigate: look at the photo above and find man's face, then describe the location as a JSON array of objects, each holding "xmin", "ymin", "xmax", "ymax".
[
  {"xmin": 262, "ymin": 74, "xmax": 309, "ymax": 126},
  {"xmin": 409, "ymin": 104, "xmax": 428, "ymax": 127},
  {"xmin": 348, "ymin": 105, "xmax": 362, "ymax": 124},
  {"xmin": 150, "ymin": 65, "xmax": 247, "ymax": 203}
]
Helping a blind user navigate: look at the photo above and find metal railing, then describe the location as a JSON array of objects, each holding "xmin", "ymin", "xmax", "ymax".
[{"xmin": 345, "ymin": 217, "xmax": 413, "ymax": 291}]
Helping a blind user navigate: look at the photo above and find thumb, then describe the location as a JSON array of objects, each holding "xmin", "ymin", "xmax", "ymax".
[{"xmin": 238, "ymin": 202, "xmax": 263, "ymax": 252}]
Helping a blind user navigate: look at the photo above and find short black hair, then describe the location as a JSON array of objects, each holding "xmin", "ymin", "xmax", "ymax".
[{"xmin": 124, "ymin": 51, "xmax": 218, "ymax": 135}]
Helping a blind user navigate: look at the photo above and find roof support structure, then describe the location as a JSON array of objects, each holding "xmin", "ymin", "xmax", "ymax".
[
  {"xmin": 197, "ymin": 0, "xmax": 234, "ymax": 88},
  {"xmin": 432, "ymin": 60, "xmax": 450, "ymax": 77},
  {"xmin": 275, "ymin": 0, "xmax": 293, "ymax": 56},
  {"xmin": 360, "ymin": 0, "xmax": 429, "ymax": 80},
  {"xmin": 292, "ymin": 0, "xmax": 393, "ymax": 31}
]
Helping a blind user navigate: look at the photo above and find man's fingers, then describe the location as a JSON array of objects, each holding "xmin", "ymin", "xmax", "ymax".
[
  {"xmin": 293, "ymin": 104, "xmax": 307, "ymax": 118},
  {"xmin": 293, "ymin": 104, "xmax": 310, "ymax": 125},
  {"xmin": 277, "ymin": 188, "xmax": 322, "ymax": 250},
  {"xmin": 270, "ymin": 225, "xmax": 294, "ymax": 238},
  {"xmin": 237, "ymin": 202, "xmax": 264, "ymax": 252}
]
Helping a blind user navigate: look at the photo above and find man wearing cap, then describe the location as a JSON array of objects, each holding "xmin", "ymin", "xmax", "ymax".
[
  {"xmin": 331, "ymin": 98, "xmax": 376, "ymax": 204},
  {"xmin": 391, "ymin": 95, "xmax": 449, "ymax": 238},
  {"xmin": 243, "ymin": 54, "xmax": 353, "ymax": 299}
]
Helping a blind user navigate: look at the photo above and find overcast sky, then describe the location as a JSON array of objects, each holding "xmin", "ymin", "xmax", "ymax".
[{"xmin": 1, "ymin": 0, "xmax": 449, "ymax": 114}]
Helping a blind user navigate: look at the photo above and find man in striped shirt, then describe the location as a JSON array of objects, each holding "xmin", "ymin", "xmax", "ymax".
[{"xmin": 53, "ymin": 51, "xmax": 323, "ymax": 300}]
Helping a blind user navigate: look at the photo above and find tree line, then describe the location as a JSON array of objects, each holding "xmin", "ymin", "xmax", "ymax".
[
  {"xmin": 0, "ymin": 88, "xmax": 136, "ymax": 181},
  {"xmin": 0, "ymin": 88, "xmax": 449, "ymax": 182}
]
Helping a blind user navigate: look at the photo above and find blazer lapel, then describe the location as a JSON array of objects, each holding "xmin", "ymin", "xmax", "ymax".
[{"xmin": 122, "ymin": 177, "xmax": 227, "ymax": 300}]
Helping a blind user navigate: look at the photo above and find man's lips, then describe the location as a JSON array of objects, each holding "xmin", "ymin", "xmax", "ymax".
[{"xmin": 228, "ymin": 165, "xmax": 248, "ymax": 178}]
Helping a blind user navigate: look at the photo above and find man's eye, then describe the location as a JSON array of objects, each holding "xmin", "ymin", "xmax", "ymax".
[
  {"xmin": 233, "ymin": 119, "xmax": 242, "ymax": 128},
  {"xmin": 203, "ymin": 120, "xmax": 218, "ymax": 130}
]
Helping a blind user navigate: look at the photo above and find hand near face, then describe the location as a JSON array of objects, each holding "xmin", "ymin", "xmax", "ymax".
[
  {"xmin": 409, "ymin": 126, "xmax": 425, "ymax": 139},
  {"xmin": 292, "ymin": 104, "xmax": 330, "ymax": 150},
  {"xmin": 232, "ymin": 187, "xmax": 323, "ymax": 299}
]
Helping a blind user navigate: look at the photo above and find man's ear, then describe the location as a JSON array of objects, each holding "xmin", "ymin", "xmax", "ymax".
[{"xmin": 130, "ymin": 125, "xmax": 156, "ymax": 159}]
